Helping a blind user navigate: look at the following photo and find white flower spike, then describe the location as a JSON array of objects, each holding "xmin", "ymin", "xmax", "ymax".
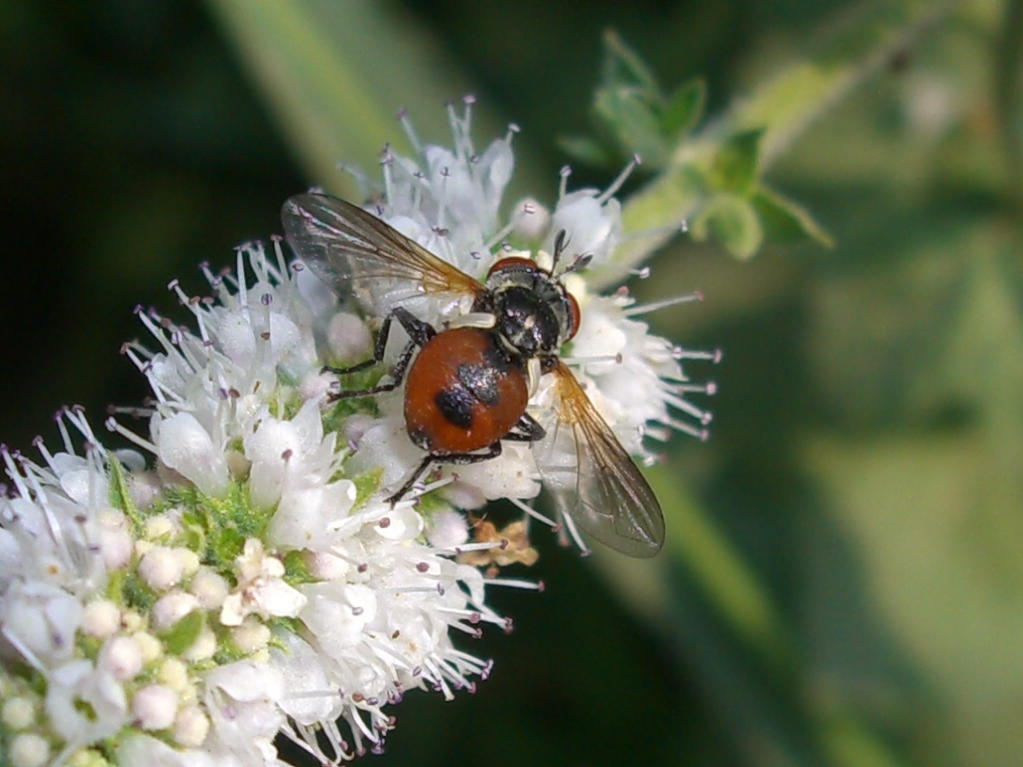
[{"xmin": 0, "ymin": 99, "xmax": 715, "ymax": 765}]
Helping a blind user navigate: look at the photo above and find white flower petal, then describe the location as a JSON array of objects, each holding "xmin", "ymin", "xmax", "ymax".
[
  {"xmin": 254, "ymin": 578, "xmax": 307, "ymax": 619},
  {"xmin": 118, "ymin": 733, "xmax": 219, "ymax": 767},
  {"xmin": 215, "ymin": 309, "xmax": 257, "ymax": 368},
  {"xmin": 269, "ymin": 633, "xmax": 341, "ymax": 725},
  {"xmin": 375, "ymin": 505, "xmax": 424, "ymax": 541},
  {"xmin": 549, "ymin": 190, "xmax": 622, "ymax": 263},
  {"xmin": 267, "ymin": 479, "xmax": 356, "ymax": 550},
  {"xmin": 1, "ymin": 582, "xmax": 82, "ymax": 666},
  {"xmin": 451, "ymin": 442, "xmax": 540, "ymax": 501},
  {"xmin": 300, "ymin": 583, "xmax": 377, "ymax": 650},
  {"xmin": 426, "ymin": 508, "xmax": 471, "ymax": 550},
  {"xmin": 153, "ymin": 413, "xmax": 228, "ymax": 496}
]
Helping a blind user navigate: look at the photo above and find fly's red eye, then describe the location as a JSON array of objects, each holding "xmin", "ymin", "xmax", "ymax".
[
  {"xmin": 487, "ymin": 256, "xmax": 538, "ymax": 278},
  {"xmin": 565, "ymin": 292, "xmax": 581, "ymax": 341}
]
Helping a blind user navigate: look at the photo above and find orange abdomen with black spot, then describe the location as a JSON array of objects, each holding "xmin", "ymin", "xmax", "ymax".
[{"xmin": 404, "ymin": 327, "xmax": 528, "ymax": 454}]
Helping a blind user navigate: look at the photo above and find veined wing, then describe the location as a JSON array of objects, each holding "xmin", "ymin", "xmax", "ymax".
[
  {"xmin": 534, "ymin": 360, "xmax": 664, "ymax": 557},
  {"xmin": 281, "ymin": 194, "xmax": 484, "ymax": 308}
]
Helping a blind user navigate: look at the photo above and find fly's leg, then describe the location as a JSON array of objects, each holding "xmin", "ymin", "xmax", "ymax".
[
  {"xmin": 326, "ymin": 307, "xmax": 435, "ymax": 400},
  {"xmin": 385, "ymin": 442, "xmax": 504, "ymax": 506},
  {"xmin": 386, "ymin": 412, "xmax": 546, "ymax": 504}
]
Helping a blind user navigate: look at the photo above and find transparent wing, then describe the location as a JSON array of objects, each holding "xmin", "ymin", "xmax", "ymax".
[
  {"xmin": 534, "ymin": 361, "xmax": 664, "ymax": 557},
  {"xmin": 281, "ymin": 194, "xmax": 484, "ymax": 310}
]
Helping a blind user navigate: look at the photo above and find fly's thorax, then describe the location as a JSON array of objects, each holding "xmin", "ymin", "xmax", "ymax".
[{"xmin": 482, "ymin": 261, "xmax": 576, "ymax": 358}]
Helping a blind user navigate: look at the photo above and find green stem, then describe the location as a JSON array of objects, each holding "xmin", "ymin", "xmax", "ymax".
[{"xmin": 598, "ymin": 0, "xmax": 959, "ymax": 286}]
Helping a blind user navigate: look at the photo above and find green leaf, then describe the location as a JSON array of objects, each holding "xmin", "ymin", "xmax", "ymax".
[
  {"xmin": 282, "ymin": 549, "xmax": 315, "ymax": 584},
  {"xmin": 661, "ymin": 77, "xmax": 707, "ymax": 141},
  {"xmin": 159, "ymin": 610, "xmax": 204, "ymax": 655},
  {"xmin": 587, "ymin": 34, "xmax": 707, "ymax": 170},
  {"xmin": 351, "ymin": 467, "xmax": 383, "ymax": 509},
  {"xmin": 752, "ymin": 185, "xmax": 834, "ymax": 247},
  {"xmin": 593, "ymin": 86, "xmax": 667, "ymax": 166},
  {"xmin": 710, "ymin": 128, "xmax": 764, "ymax": 194},
  {"xmin": 107, "ymin": 452, "xmax": 141, "ymax": 528},
  {"xmin": 601, "ymin": 28, "xmax": 662, "ymax": 96},
  {"xmin": 690, "ymin": 194, "xmax": 763, "ymax": 260}
]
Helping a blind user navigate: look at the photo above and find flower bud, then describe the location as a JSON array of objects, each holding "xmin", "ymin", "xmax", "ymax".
[{"xmin": 131, "ymin": 684, "xmax": 178, "ymax": 731}]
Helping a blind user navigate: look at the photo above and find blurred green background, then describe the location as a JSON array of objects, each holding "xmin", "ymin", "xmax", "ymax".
[{"xmin": 2, "ymin": 1, "xmax": 1020, "ymax": 766}]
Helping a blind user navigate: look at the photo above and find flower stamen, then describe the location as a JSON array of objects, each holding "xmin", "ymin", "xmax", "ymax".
[{"xmin": 622, "ymin": 291, "xmax": 704, "ymax": 317}]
